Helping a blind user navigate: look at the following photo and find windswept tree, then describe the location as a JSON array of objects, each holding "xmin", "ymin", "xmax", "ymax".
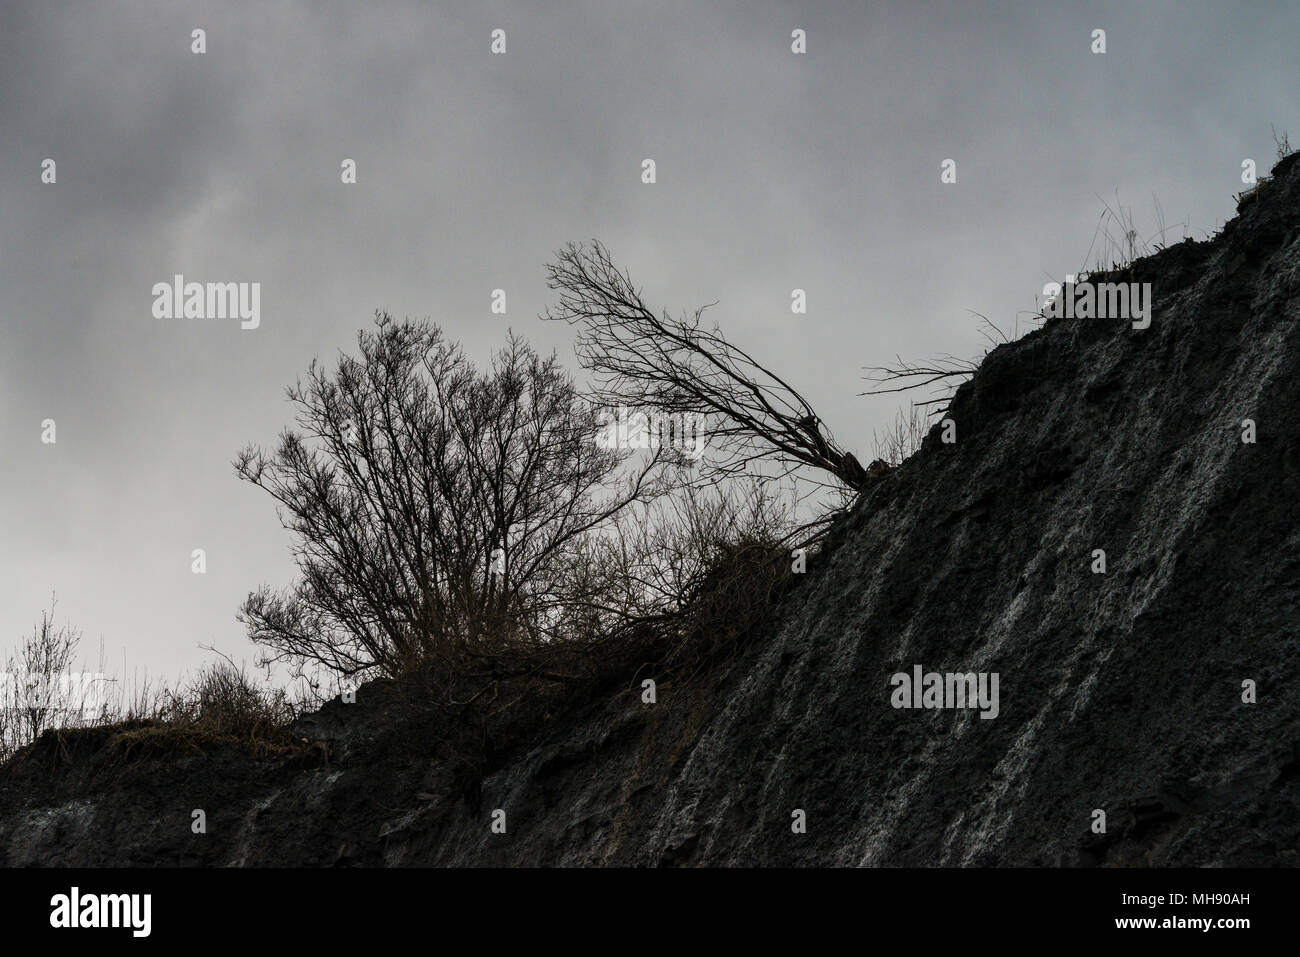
[
  {"xmin": 235, "ymin": 313, "xmax": 681, "ymax": 680},
  {"xmin": 543, "ymin": 240, "xmax": 871, "ymax": 505}
]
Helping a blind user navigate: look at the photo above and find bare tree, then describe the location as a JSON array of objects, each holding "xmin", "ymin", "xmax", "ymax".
[
  {"xmin": 543, "ymin": 240, "xmax": 871, "ymax": 498},
  {"xmin": 0, "ymin": 598, "xmax": 82, "ymax": 760},
  {"xmin": 235, "ymin": 312, "xmax": 679, "ymax": 680}
]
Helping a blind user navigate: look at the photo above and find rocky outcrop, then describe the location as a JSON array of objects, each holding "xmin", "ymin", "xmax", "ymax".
[{"xmin": 4, "ymin": 153, "xmax": 1299, "ymax": 867}]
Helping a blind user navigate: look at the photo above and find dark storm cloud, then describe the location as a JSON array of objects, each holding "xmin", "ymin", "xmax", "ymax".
[{"xmin": 1, "ymin": 1, "xmax": 1295, "ymax": 678}]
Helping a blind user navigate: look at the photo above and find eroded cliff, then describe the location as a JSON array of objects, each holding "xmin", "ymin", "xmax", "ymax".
[{"xmin": 4, "ymin": 153, "xmax": 1299, "ymax": 867}]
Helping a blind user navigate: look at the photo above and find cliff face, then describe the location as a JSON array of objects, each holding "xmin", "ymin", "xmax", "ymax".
[{"xmin": 4, "ymin": 154, "xmax": 1300, "ymax": 867}]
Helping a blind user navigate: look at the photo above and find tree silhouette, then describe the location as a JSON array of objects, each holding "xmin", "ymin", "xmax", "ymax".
[
  {"xmin": 235, "ymin": 312, "xmax": 677, "ymax": 679},
  {"xmin": 543, "ymin": 240, "xmax": 870, "ymax": 499}
]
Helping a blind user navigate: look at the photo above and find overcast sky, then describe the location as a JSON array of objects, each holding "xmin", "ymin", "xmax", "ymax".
[{"xmin": 1, "ymin": 1, "xmax": 1295, "ymax": 686}]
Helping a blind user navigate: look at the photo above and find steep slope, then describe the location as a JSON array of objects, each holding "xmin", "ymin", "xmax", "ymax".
[{"xmin": 3, "ymin": 153, "xmax": 1299, "ymax": 867}]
